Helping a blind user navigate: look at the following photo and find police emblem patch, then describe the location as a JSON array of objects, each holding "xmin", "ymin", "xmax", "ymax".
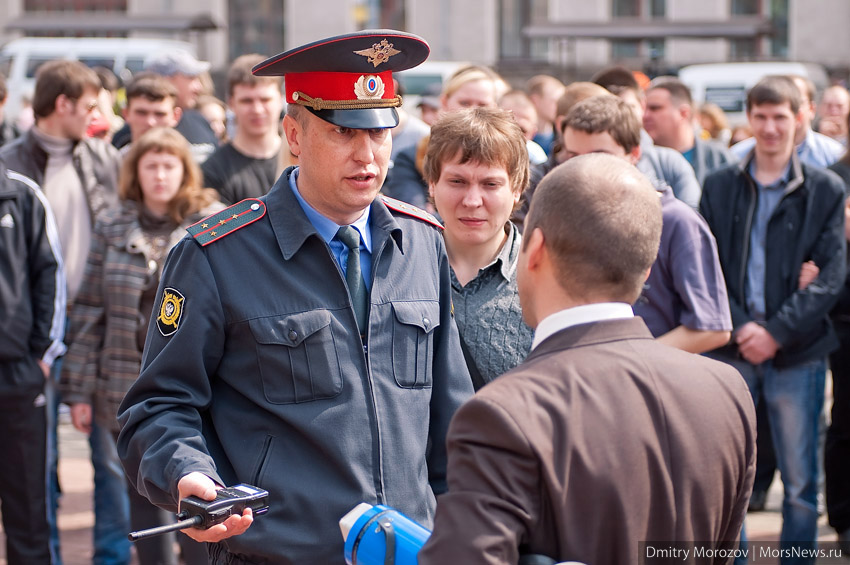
[
  {"xmin": 354, "ymin": 75, "xmax": 385, "ymax": 100},
  {"xmin": 157, "ymin": 287, "xmax": 185, "ymax": 337}
]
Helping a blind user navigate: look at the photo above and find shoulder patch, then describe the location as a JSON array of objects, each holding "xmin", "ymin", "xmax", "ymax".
[
  {"xmin": 156, "ymin": 287, "xmax": 185, "ymax": 336},
  {"xmin": 187, "ymin": 198, "xmax": 266, "ymax": 246},
  {"xmin": 380, "ymin": 195, "xmax": 443, "ymax": 229}
]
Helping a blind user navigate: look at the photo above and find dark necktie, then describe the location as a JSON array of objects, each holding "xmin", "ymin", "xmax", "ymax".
[{"xmin": 335, "ymin": 225, "xmax": 368, "ymax": 333}]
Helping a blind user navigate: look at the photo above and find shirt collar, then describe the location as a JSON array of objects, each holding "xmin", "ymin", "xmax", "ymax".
[
  {"xmin": 747, "ymin": 157, "xmax": 792, "ymax": 190},
  {"xmin": 289, "ymin": 167, "xmax": 372, "ymax": 251},
  {"xmin": 496, "ymin": 222, "xmax": 520, "ymax": 281},
  {"xmin": 531, "ymin": 302, "xmax": 634, "ymax": 351}
]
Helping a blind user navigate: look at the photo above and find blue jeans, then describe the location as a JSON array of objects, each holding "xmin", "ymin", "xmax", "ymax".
[
  {"xmin": 722, "ymin": 356, "xmax": 825, "ymax": 565},
  {"xmin": 89, "ymin": 420, "xmax": 131, "ymax": 565}
]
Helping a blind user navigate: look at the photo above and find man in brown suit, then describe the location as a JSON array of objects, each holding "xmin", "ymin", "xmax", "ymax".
[{"xmin": 419, "ymin": 154, "xmax": 756, "ymax": 564}]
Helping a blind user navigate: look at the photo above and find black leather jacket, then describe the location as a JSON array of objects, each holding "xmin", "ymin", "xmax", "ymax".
[{"xmin": 700, "ymin": 153, "xmax": 846, "ymax": 367}]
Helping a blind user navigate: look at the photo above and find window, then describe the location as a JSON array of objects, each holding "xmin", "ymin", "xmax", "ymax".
[
  {"xmin": 612, "ymin": 0, "xmax": 639, "ymax": 17},
  {"xmin": 770, "ymin": 0, "xmax": 788, "ymax": 57},
  {"xmin": 649, "ymin": 0, "xmax": 666, "ymax": 17},
  {"xmin": 729, "ymin": 38, "xmax": 759, "ymax": 60},
  {"xmin": 499, "ymin": 0, "xmax": 549, "ymax": 60},
  {"xmin": 647, "ymin": 39, "xmax": 665, "ymax": 59},
  {"xmin": 228, "ymin": 0, "xmax": 285, "ymax": 64},
  {"xmin": 613, "ymin": 0, "xmax": 665, "ymax": 18},
  {"xmin": 731, "ymin": 0, "xmax": 761, "ymax": 15},
  {"xmin": 612, "ymin": 40, "xmax": 641, "ymax": 59},
  {"xmin": 25, "ymin": 56, "xmax": 52, "ymax": 79},
  {"xmin": 78, "ymin": 56, "xmax": 115, "ymax": 71},
  {"xmin": 24, "ymin": 0, "xmax": 126, "ymax": 10}
]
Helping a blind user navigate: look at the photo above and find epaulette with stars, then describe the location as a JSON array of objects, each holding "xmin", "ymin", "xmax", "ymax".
[
  {"xmin": 380, "ymin": 195, "xmax": 443, "ymax": 229},
  {"xmin": 187, "ymin": 198, "xmax": 267, "ymax": 246}
]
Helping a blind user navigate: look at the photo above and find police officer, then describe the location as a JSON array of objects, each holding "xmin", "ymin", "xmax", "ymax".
[{"xmin": 117, "ymin": 30, "xmax": 473, "ymax": 565}]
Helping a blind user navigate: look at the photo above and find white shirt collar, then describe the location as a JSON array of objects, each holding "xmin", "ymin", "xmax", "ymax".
[{"xmin": 531, "ymin": 302, "xmax": 634, "ymax": 351}]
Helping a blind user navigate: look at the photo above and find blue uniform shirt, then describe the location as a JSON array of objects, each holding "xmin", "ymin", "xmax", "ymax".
[{"xmin": 289, "ymin": 167, "xmax": 373, "ymax": 290}]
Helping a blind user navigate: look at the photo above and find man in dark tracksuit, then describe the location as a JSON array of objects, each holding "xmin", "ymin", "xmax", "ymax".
[
  {"xmin": 117, "ymin": 31, "xmax": 473, "ymax": 565},
  {"xmin": 0, "ymin": 164, "xmax": 65, "ymax": 564}
]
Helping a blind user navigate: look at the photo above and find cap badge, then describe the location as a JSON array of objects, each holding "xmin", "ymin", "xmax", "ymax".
[
  {"xmin": 354, "ymin": 39, "xmax": 401, "ymax": 68},
  {"xmin": 354, "ymin": 75, "xmax": 385, "ymax": 100}
]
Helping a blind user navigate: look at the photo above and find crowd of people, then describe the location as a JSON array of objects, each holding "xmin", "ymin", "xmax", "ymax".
[{"xmin": 1, "ymin": 27, "xmax": 849, "ymax": 565}]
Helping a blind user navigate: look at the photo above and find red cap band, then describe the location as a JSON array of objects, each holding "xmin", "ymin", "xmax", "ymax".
[{"xmin": 285, "ymin": 71, "xmax": 395, "ymax": 104}]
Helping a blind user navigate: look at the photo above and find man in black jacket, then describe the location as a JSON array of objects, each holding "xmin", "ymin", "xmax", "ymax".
[
  {"xmin": 0, "ymin": 59, "xmax": 122, "ymax": 565},
  {"xmin": 701, "ymin": 75, "xmax": 846, "ymax": 563},
  {"xmin": 0, "ymin": 163, "xmax": 65, "ymax": 564}
]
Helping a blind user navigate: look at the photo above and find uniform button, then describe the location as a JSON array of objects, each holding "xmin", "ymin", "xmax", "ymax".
[
  {"xmin": 288, "ymin": 329, "xmax": 298, "ymax": 341},
  {"xmin": 251, "ymin": 203, "xmax": 260, "ymax": 211},
  {"xmin": 422, "ymin": 317, "xmax": 430, "ymax": 329}
]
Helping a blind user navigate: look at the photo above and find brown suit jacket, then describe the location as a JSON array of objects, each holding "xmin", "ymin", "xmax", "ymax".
[{"xmin": 419, "ymin": 317, "xmax": 756, "ymax": 565}]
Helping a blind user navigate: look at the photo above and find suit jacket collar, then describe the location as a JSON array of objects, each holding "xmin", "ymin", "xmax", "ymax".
[{"xmin": 527, "ymin": 317, "xmax": 655, "ymax": 362}]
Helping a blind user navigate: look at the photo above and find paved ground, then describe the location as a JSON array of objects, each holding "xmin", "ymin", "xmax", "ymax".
[{"xmin": 0, "ymin": 410, "xmax": 845, "ymax": 564}]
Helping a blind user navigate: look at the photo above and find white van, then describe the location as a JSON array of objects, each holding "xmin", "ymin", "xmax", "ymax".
[
  {"xmin": 0, "ymin": 37, "xmax": 198, "ymax": 121},
  {"xmin": 678, "ymin": 61, "xmax": 829, "ymax": 126}
]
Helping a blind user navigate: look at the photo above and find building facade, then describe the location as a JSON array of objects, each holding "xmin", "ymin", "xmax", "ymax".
[{"xmin": 0, "ymin": 0, "xmax": 847, "ymax": 84}]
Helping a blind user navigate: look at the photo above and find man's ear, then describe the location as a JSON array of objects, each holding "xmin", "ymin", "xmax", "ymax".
[
  {"xmin": 524, "ymin": 227, "xmax": 546, "ymax": 274},
  {"xmin": 282, "ymin": 114, "xmax": 302, "ymax": 157},
  {"xmin": 643, "ymin": 265, "xmax": 652, "ymax": 282},
  {"xmin": 172, "ymin": 106, "xmax": 183, "ymax": 126},
  {"xmin": 55, "ymin": 94, "xmax": 70, "ymax": 116}
]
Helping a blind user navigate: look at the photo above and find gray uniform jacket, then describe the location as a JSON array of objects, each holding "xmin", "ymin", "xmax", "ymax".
[{"xmin": 117, "ymin": 167, "xmax": 473, "ymax": 565}]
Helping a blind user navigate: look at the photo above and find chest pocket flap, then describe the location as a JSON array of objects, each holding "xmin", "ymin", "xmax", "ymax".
[
  {"xmin": 391, "ymin": 300, "xmax": 440, "ymax": 388},
  {"xmin": 248, "ymin": 310, "xmax": 342, "ymax": 404}
]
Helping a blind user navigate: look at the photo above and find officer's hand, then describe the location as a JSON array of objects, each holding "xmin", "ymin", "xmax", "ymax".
[
  {"xmin": 177, "ymin": 472, "xmax": 254, "ymax": 542},
  {"xmin": 70, "ymin": 403, "xmax": 92, "ymax": 435}
]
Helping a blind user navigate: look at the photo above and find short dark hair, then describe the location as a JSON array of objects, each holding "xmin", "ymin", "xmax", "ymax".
[
  {"xmin": 93, "ymin": 66, "xmax": 120, "ymax": 92},
  {"xmin": 647, "ymin": 76, "xmax": 693, "ymax": 106},
  {"xmin": 227, "ymin": 54, "xmax": 282, "ymax": 98},
  {"xmin": 125, "ymin": 74, "xmax": 178, "ymax": 106},
  {"xmin": 525, "ymin": 153, "xmax": 662, "ymax": 302},
  {"xmin": 423, "ymin": 107, "xmax": 530, "ymax": 194},
  {"xmin": 591, "ymin": 66, "xmax": 641, "ymax": 97},
  {"xmin": 563, "ymin": 95, "xmax": 642, "ymax": 154},
  {"xmin": 32, "ymin": 60, "xmax": 101, "ymax": 119},
  {"xmin": 746, "ymin": 75, "xmax": 801, "ymax": 114}
]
